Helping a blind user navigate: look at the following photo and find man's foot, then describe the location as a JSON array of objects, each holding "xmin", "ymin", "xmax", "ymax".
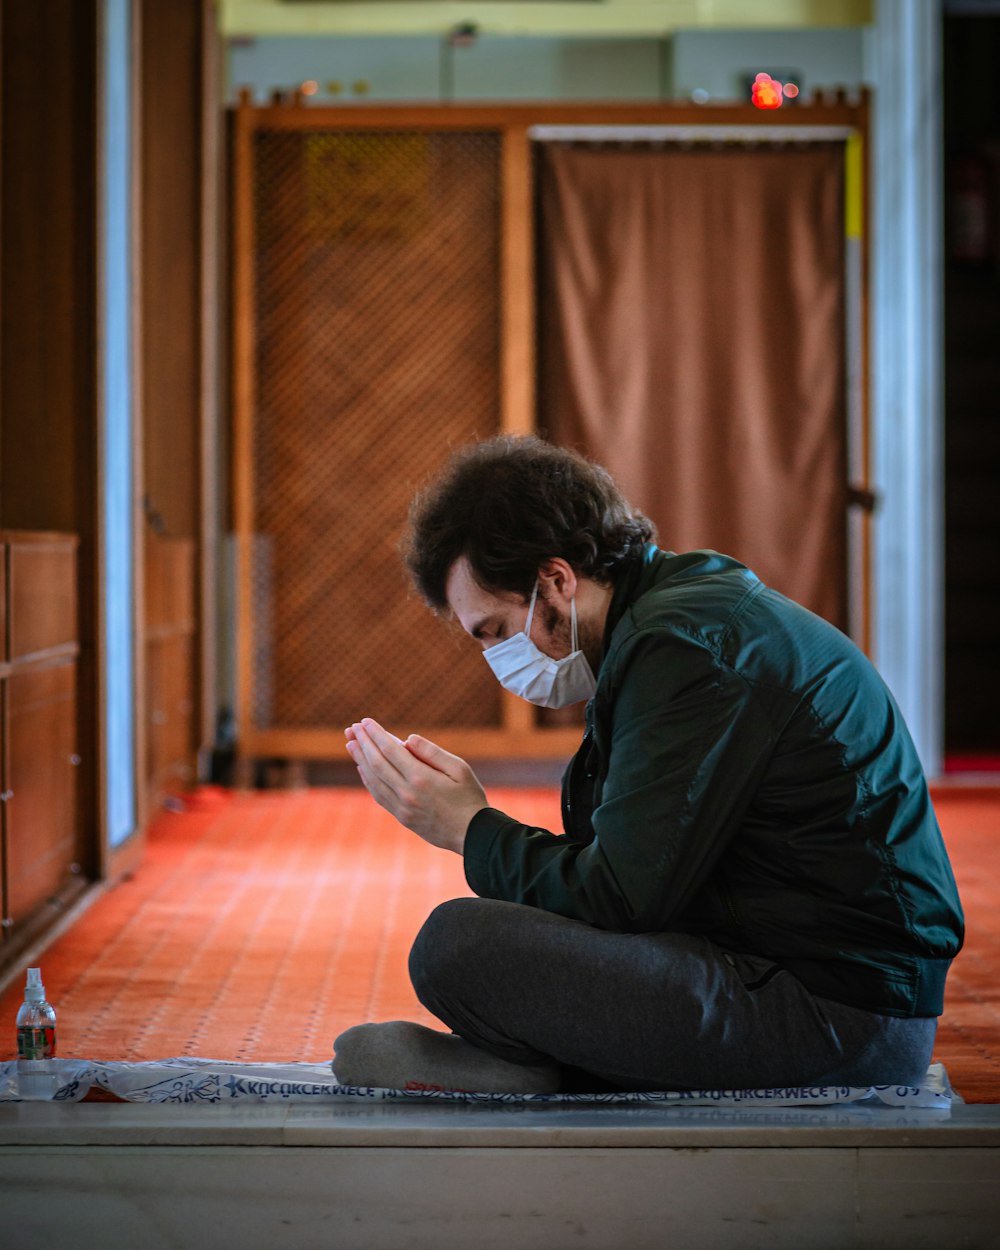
[{"xmin": 332, "ymin": 1020, "xmax": 561, "ymax": 1094}]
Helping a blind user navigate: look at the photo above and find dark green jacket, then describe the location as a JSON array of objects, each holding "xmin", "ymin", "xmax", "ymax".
[{"xmin": 464, "ymin": 547, "xmax": 964, "ymax": 1018}]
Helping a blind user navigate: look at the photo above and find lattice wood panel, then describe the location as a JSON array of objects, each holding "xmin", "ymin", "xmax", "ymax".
[{"xmin": 247, "ymin": 128, "xmax": 503, "ymax": 731}]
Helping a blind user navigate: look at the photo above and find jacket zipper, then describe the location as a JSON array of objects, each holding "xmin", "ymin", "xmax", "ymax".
[{"xmin": 563, "ymin": 726, "xmax": 594, "ymax": 827}]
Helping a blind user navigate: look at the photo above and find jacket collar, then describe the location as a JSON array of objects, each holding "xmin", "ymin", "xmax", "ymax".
[{"xmin": 601, "ymin": 543, "xmax": 665, "ymax": 657}]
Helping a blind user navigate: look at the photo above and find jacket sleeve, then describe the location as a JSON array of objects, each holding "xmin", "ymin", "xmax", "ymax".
[{"xmin": 463, "ymin": 631, "xmax": 780, "ymax": 931}]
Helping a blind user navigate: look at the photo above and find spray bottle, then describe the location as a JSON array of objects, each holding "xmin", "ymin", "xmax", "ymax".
[{"xmin": 16, "ymin": 967, "xmax": 56, "ymax": 1060}]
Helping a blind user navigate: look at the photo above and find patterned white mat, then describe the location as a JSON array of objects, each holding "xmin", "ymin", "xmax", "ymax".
[{"xmin": 0, "ymin": 1058, "xmax": 956, "ymax": 1109}]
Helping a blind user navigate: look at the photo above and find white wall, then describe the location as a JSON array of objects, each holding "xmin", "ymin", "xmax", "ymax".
[
  {"xmin": 670, "ymin": 27, "xmax": 866, "ymax": 100},
  {"xmin": 227, "ymin": 34, "xmax": 668, "ymax": 102},
  {"xmin": 227, "ymin": 28, "xmax": 868, "ymax": 104},
  {"xmin": 452, "ymin": 36, "xmax": 665, "ymax": 100}
]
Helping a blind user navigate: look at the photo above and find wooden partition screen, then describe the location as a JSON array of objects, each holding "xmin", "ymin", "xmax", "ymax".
[{"xmin": 231, "ymin": 95, "xmax": 870, "ymax": 763}]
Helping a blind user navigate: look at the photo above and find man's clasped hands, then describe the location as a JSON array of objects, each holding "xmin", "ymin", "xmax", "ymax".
[{"xmin": 345, "ymin": 718, "xmax": 487, "ymax": 855}]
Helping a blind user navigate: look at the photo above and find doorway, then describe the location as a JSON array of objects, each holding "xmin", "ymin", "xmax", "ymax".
[{"xmin": 943, "ymin": 11, "xmax": 1000, "ymax": 767}]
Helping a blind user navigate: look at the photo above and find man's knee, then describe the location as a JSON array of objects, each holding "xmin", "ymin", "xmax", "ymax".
[{"xmin": 409, "ymin": 897, "xmax": 491, "ymax": 1004}]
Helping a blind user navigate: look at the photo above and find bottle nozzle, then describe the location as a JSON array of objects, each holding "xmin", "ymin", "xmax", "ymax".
[{"xmin": 25, "ymin": 967, "xmax": 45, "ymax": 1002}]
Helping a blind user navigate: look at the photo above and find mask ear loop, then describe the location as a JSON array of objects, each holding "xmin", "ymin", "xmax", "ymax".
[
  {"xmin": 524, "ymin": 579, "xmax": 539, "ymax": 637},
  {"xmin": 570, "ymin": 595, "xmax": 579, "ymax": 653}
]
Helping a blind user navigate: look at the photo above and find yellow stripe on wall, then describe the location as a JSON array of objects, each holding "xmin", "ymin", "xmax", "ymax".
[
  {"xmin": 845, "ymin": 130, "xmax": 863, "ymax": 240},
  {"xmin": 221, "ymin": 1, "xmax": 874, "ymax": 39}
]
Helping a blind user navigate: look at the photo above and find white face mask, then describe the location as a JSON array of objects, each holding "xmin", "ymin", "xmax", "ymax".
[{"xmin": 483, "ymin": 580, "xmax": 597, "ymax": 709}]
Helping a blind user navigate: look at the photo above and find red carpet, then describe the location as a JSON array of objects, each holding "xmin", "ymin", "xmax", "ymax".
[
  {"xmin": 929, "ymin": 787, "xmax": 1000, "ymax": 1102},
  {"xmin": 0, "ymin": 784, "xmax": 996, "ymax": 1100}
]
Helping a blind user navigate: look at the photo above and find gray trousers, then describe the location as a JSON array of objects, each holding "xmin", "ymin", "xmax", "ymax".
[{"xmin": 409, "ymin": 898, "xmax": 937, "ymax": 1092}]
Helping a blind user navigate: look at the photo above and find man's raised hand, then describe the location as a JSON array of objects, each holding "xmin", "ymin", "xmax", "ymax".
[{"xmin": 345, "ymin": 718, "xmax": 487, "ymax": 854}]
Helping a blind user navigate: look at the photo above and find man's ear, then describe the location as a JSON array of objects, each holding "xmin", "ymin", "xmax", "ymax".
[{"xmin": 537, "ymin": 557, "xmax": 578, "ymax": 604}]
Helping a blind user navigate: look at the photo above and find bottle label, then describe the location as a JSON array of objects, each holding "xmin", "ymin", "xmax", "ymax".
[{"xmin": 17, "ymin": 1025, "xmax": 56, "ymax": 1060}]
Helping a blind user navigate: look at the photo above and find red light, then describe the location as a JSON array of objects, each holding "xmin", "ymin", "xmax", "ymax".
[
  {"xmin": 783, "ymin": 82, "xmax": 800, "ymax": 99},
  {"xmin": 751, "ymin": 74, "xmax": 783, "ymax": 110}
]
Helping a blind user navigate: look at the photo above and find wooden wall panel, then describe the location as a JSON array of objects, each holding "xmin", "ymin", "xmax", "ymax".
[
  {"xmin": 0, "ymin": 545, "xmax": 6, "ymax": 662},
  {"xmin": 8, "ymin": 537, "xmax": 77, "ymax": 660},
  {"xmin": 0, "ymin": 2, "xmax": 216, "ymax": 901},
  {"xmin": 6, "ymin": 664, "xmax": 79, "ymax": 927},
  {"xmin": 140, "ymin": 0, "xmax": 202, "ymax": 541},
  {"xmin": 139, "ymin": 0, "xmax": 217, "ymax": 782},
  {"xmin": 0, "ymin": 532, "xmax": 83, "ymax": 957},
  {"xmin": 0, "ymin": 0, "xmax": 98, "ymax": 535},
  {"xmin": 0, "ymin": 1, "xmax": 99, "ymax": 891}
]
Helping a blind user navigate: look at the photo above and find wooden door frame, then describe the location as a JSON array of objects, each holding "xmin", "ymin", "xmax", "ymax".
[
  {"xmin": 230, "ymin": 94, "xmax": 871, "ymax": 763},
  {"xmin": 199, "ymin": 0, "xmax": 224, "ymax": 779}
]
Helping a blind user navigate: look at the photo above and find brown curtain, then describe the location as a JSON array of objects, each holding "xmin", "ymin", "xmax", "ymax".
[{"xmin": 537, "ymin": 142, "xmax": 847, "ymax": 628}]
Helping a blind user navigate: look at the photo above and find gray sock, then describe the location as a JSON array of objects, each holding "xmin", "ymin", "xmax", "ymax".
[{"xmin": 332, "ymin": 1020, "xmax": 562, "ymax": 1094}]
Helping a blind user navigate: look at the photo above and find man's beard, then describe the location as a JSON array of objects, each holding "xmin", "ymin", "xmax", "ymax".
[{"xmin": 539, "ymin": 597, "xmax": 602, "ymax": 673}]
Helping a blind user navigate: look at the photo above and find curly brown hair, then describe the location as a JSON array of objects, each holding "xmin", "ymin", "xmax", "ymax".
[{"xmin": 403, "ymin": 435, "xmax": 656, "ymax": 610}]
